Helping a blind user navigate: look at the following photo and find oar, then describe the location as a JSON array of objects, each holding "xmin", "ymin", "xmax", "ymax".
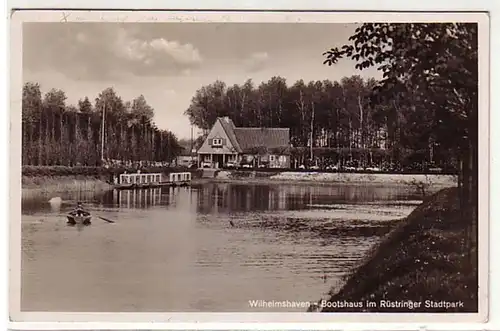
[{"xmin": 98, "ymin": 216, "xmax": 116, "ymax": 223}]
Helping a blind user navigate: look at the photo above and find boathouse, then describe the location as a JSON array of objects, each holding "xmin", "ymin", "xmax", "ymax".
[{"xmin": 197, "ymin": 117, "xmax": 291, "ymax": 169}]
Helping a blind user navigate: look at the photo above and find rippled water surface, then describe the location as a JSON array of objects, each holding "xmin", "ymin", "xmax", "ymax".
[{"xmin": 21, "ymin": 182, "xmax": 421, "ymax": 312}]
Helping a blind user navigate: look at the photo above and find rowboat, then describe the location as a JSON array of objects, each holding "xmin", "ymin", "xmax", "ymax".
[{"xmin": 67, "ymin": 214, "xmax": 92, "ymax": 225}]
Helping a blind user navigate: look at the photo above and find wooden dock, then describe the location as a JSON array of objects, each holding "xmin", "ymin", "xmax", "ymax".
[{"xmin": 112, "ymin": 172, "xmax": 192, "ymax": 190}]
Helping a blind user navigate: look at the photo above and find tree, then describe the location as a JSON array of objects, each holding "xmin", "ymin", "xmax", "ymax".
[
  {"xmin": 43, "ymin": 88, "xmax": 67, "ymax": 110},
  {"xmin": 287, "ymin": 79, "xmax": 309, "ymax": 148},
  {"xmin": 42, "ymin": 89, "xmax": 67, "ymax": 165},
  {"xmin": 22, "ymin": 82, "xmax": 43, "ymax": 164},
  {"xmin": 131, "ymin": 95, "xmax": 154, "ymax": 121},
  {"xmin": 259, "ymin": 76, "xmax": 288, "ymax": 127},
  {"xmin": 95, "ymin": 87, "xmax": 126, "ymax": 119},
  {"xmin": 22, "ymin": 82, "xmax": 42, "ymax": 121},
  {"xmin": 323, "ymin": 22, "xmax": 478, "ymax": 263},
  {"xmin": 184, "ymin": 80, "xmax": 228, "ymax": 132},
  {"xmin": 78, "ymin": 97, "xmax": 93, "ymax": 113}
]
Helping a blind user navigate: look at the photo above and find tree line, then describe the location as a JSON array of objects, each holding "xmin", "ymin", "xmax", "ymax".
[
  {"xmin": 184, "ymin": 75, "xmax": 456, "ymax": 170},
  {"xmin": 22, "ymin": 82, "xmax": 183, "ymax": 167}
]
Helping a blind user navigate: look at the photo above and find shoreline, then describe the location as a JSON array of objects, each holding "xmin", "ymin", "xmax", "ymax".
[
  {"xmin": 312, "ymin": 187, "xmax": 477, "ymax": 313},
  {"xmin": 202, "ymin": 177, "xmax": 455, "ymax": 188},
  {"xmin": 210, "ymin": 171, "xmax": 457, "ymax": 189},
  {"xmin": 21, "ymin": 171, "xmax": 458, "ymax": 192}
]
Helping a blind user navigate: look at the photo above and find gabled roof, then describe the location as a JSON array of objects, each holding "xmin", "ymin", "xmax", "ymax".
[
  {"xmin": 233, "ymin": 127, "xmax": 290, "ymax": 154},
  {"xmin": 218, "ymin": 117, "xmax": 242, "ymax": 153},
  {"xmin": 210, "ymin": 117, "xmax": 290, "ymax": 154}
]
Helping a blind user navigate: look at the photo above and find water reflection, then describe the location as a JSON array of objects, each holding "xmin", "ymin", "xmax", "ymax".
[
  {"xmin": 21, "ymin": 182, "xmax": 420, "ymax": 312},
  {"xmin": 23, "ymin": 183, "xmax": 420, "ymax": 216},
  {"xmin": 102, "ymin": 183, "xmax": 420, "ymax": 214},
  {"xmin": 101, "ymin": 187, "xmax": 197, "ymax": 212},
  {"xmin": 193, "ymin": 183, "xmax": 419, "ymax": 214},
  {"xmin": 110, "ymin": 188, "xmax": 163, "ymax": 209}
]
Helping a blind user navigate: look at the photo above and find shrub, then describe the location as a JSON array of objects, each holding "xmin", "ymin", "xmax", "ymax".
[{"xmin": 22, "ymin": 165, "xmax": 203, "ymax": 178}]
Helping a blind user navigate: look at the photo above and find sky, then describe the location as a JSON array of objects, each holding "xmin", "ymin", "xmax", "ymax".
[{"xmin": 23, "ymin": 22, "xmax": 380, "ymax": 139}]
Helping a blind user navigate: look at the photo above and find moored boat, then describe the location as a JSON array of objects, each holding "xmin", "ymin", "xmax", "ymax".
[{"xmin": 112, "ymin": 172, "xmax": 192, "ymax": 190}]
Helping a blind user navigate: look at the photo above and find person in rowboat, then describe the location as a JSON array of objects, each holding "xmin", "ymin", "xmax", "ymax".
[
  {"xmin": 67, "ymin": 202, "xmax": 91, "ymax": 226},
  {"xmin": 70, "ymin": 202, "xmax": 90, "ymax": 217}
]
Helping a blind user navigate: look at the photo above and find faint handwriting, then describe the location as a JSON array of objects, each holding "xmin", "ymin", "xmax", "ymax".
[
  {"xmin": 60, "ymin": 12, "xmax": 70, "ymax": 22},
  {"xmin": 68, "ymin": 14, "xmax": 235, "ymax": 23}
]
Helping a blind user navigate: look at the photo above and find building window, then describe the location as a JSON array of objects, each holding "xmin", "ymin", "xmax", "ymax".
[
  {"xmin": 270, "ymin": 155, "xmax": 275, "ymax": 161},
  {"xmin": 212, "ymin": 138, "xmax": 223, "ymax": 146}
]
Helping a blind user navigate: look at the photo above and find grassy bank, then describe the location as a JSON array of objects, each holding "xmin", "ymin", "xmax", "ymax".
[
  {"xmin": 22, "ymin": 175, "xmax": 112, "ymax": 194},
  {"xmin": 313, "ymin": 187, "xmax": 477, "ymax": 313},
  {"xmin": 22, "ymin": 165, "xmax": 203, "ymax": 177}
]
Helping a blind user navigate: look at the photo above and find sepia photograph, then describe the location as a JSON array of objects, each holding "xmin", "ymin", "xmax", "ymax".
[{"xmin": 10, "ymin": 10, "xmax": 489, "ymax": 324}]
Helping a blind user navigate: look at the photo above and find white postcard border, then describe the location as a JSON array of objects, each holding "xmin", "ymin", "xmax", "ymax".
[{"xmin": 8, "ymin": 9, "xmax": 491, "ymax": 327}]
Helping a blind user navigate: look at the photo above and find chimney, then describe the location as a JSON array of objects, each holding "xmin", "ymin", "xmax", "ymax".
[{"xmin": 222, "ymin": 116, "xmax": 230, "ymax": 123}]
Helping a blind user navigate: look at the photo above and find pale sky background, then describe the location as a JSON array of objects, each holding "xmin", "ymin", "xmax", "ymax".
[{"xmin": 23, "ymin": 23, "xmax": 380, "ymax": 139}]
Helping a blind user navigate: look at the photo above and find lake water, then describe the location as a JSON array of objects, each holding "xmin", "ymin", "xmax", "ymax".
[{"xmin": 21, "ymin": 182, "xmax": 421, "ymax": 312}]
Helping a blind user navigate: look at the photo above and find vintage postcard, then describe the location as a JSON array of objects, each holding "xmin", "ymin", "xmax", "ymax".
[{"xmin": 9, "ymin": 10, "xmax": 489, "ymax": 325}]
